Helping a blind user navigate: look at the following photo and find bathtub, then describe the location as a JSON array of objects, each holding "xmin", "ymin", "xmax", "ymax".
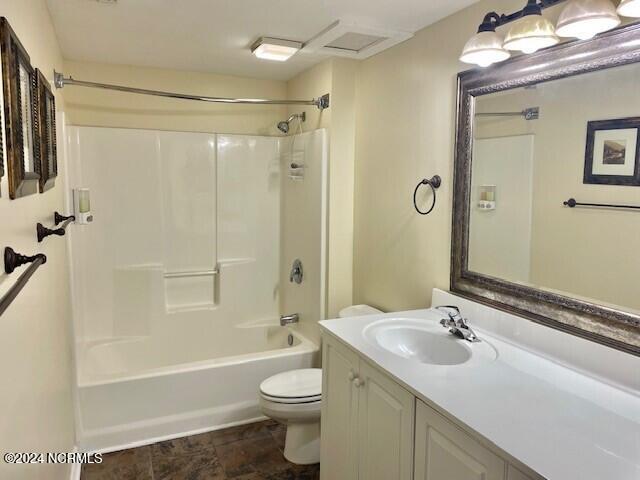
[{"xmin": 75, "ymin": 326, "xmax": 318, "ymax": 451}]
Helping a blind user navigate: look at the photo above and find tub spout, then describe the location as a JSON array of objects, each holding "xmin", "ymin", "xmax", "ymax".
[{"xmin": 280, "ymin": 314, "xmax": 299, "ymax": 326}]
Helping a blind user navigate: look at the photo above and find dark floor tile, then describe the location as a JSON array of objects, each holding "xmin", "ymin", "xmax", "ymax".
[
  {"xmin": 152, "ymin": 450, "xmax": 226, "ymax": 480},
  {"xmin": 233, "ymin": 464, "xmax": 320, "ymax": 480},
  {"xmin": 266, "ymin": 423, "xmax": 286, "ymax": 452},
  {"xmin": 208, "ymin": 421, "xmax": 275, "ymax": 447},
  {"xmin": 262, "ymin": 464, "xmax": 320, "ymax": 480},
  {"xmin": 215, "ymin": 435, "xmax": 288, "ymax": 478},
  {"xmin": 80, "ymin": 447, "xmax": 153, "ymax": 480},
  {"xmin": 152, "ymin": 431, "xmax": 217, "ymax": 457},
  {"xmin": 81, "ymin": 421, "xmax": 317, "ymax": 480}
]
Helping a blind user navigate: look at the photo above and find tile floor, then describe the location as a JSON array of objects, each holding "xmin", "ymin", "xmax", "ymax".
[{"xmin": 80, "ymin": 420, "xmax": 320, "ymax": 480}]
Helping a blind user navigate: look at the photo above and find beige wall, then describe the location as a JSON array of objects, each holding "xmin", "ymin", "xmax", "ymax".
[
  {"xmin": 353, "ymin": 0, "xmax": 526, "ymax": 311},
  {"xmin": 0, "ymin": 2, "xmax": 75, "ymax": 479},
  {"xmin": 287, "ymin": 58, "xmax": 358, "ymax": 325},
  {"xmin": 63, "ymin": 60, "xmax": 288, "ymax": 136}
]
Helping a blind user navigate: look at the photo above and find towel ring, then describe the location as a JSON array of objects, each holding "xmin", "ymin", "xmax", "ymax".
[{"xmin": 413, "ymin": 175, "xmax": 441, "ymax": 215}]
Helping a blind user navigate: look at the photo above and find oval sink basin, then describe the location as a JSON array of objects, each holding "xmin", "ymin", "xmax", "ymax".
[{"xmin": 363, "ymin": 318, "xmax": 497, "ymax": 366}]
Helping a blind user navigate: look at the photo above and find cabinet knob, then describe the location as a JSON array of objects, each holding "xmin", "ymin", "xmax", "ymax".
[
  {"xmin": 348, "ymin": 370, "xmax": 356, "ymax": 381},
  {"xmin": 353, "ymin": 378, "xmax": 364, "ymax": 388}
]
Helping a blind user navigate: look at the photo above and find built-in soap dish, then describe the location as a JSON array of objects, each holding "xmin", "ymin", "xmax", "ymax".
[{"xmin": 477, "ymin": 185, "xmax": 496, "ymax": 211}]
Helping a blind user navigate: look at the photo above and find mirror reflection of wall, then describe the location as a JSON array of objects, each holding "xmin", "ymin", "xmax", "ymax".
[{"xmin": 470, "ymin": 62, "xmax": 640, "ymax": 315}]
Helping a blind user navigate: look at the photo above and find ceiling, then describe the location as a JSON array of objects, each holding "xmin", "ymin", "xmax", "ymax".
[{"xmin": 46, "ymin": 0, "xmax": 478, "ymax": 81}]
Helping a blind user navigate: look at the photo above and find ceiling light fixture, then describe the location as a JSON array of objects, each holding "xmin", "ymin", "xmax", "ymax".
[
  {"xmin": 504, "ymin": 0, "xmax": 559, "ymax": 53},
  {"xmin": 251, "ymin": 37, "xmax": 302, "ymax": 62},
  {"xmin": 556, "ymin": 0, "xmax": 620, "ymax": 40},
  {"xmin": 618, "ymin": 0, "xmax": 640, "ymax": 17},
  {"xmin": 460, "ymin": 13, "xmax": 511, "ymax": 67}
]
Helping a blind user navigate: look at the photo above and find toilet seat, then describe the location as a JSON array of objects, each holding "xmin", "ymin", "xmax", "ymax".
[
  {"xmin": 261, "ymin": 393, "xmax": 321, "ymax": 404},
  {"xmin": 260, "ymin": 368, "xmax": 322, "ymax": 404}
]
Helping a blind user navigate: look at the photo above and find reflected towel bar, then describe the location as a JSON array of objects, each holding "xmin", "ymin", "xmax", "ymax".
[
  {"xmin": 1, "ymin": 248, "xmax": 47, "ymax": 317},
  {"xmin": 563, "ymin": 198, "xmax": 640, "ymax": 210},
  {"xmin": 164, "ymin": 269, "xmax": 219, "ymax": 279}
]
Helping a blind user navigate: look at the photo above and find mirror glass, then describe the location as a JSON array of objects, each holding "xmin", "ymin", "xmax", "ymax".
[{"xmin": 469, "ymin": 62, "xmax": 640, "ymax": 316}]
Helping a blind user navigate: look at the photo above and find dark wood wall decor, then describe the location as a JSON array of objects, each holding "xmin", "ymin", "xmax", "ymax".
[
  {"xmin": 452, "ymin": 23, "xmax": 640, "ymax": 355},
  {"xmin": 0, "ymin": 17, "xmax": 40, "ymax": 199},
  {"xmin": 0, "ymin": 96, "xmax": 3, "ymax": 196},
  {"xmin": 35, "ymin": 69, "xmax": 57, "ymax": 192}
]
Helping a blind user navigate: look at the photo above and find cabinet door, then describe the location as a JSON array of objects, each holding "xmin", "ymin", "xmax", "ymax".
[
  {"xmin": 507, "ymin": 465, "xmax": 543, "ymax": 480},
  {"xmin": 414, "ymin": 400, "xmax": 505, "ymax": 480},
  {"xmin": 320, "ymin": 335, "xmax": 360, "ymax": 480},
  {"xmin": 357, "ymin": 361, "xmax": 415, "ymax": 480}
]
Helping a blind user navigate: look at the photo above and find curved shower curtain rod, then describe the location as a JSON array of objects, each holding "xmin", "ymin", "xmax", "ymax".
[{"xmin": 53, "ymin": 71, "xmax": 330, "ymax": 110}]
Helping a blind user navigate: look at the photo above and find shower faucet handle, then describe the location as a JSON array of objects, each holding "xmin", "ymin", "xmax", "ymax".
[{"xmin": 290, "ymin": 259, "xmax": 303, "ymax": 284}]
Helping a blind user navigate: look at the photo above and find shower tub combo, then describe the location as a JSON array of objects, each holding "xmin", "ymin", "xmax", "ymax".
[
  {"xmin": 77, "ymin": 323, "xmax": 317, "ymax": 451},
  {"xmin": 67, "ymin": 126, "xmax": 327, "ymax": 451}
]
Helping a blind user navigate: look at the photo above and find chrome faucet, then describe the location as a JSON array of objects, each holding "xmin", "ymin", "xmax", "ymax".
[
  {"xmin": 280, "ymin": 313, "xmax": 299, "ymax": 326},
  {"xmin": 435, "ymin": 305, "xmax": 480, "ymax": 342}
]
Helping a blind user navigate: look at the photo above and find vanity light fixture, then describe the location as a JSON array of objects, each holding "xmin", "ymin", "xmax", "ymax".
[
  {"xmin": 556, "ymin": 0, "xmax": 621, "ymax": 40},
  {"xmin": 618, "ymin": 0, "xmax": 640, "ymax": 17},
  {"xmin": 251, "ymin": 37, "xmax": 302, "ymax": 62},
  {"xmin": 462, "ymin": 0, "xmax": 628, "ymax": 68},
  {"xmin": 503, "ymin": 0, "xmax": 559, "ymax": 53},
  {"xmin": 460, "ymin": 13, "xmax": 511, "ymax": 67}
]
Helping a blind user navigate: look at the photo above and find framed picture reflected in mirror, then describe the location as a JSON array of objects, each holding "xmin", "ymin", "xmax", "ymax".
[
  {"xmin": 35, "ymin": 69, "xmax": 57, "ymax": 193},
  {"xmin": 0, "ymin": 17, "xmax": 40, "ymax": 199},
  {"xmin": 584, "ymin": 117, "xmax": 640, "ymax": 186}
]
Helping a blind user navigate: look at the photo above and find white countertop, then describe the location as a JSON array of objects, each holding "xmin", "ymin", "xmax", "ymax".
[{"xmin": 319, "ymin": 304, "xmax": 640, "ymax": 480}]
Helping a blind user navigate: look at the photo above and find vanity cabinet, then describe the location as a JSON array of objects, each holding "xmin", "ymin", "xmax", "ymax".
[
  {"xmin": 321, "ymin": 332, "xmax": 543, "ymax": 480},
  {"xmin": 414, "ymin": 399, "xmax": 505, "ymax": 480},
  {"xmin": 321, "ymin": 334, "xmax": 415, "ymax": 480}
]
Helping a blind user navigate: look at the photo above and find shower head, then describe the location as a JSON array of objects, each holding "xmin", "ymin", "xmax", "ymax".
[
  {"xmin": 277, "ymin": 121, "xmax": 290, "ymax": 134},
  {"xmin": 277, "ymin": 112, "xmax": 306, "ymax": 134}
]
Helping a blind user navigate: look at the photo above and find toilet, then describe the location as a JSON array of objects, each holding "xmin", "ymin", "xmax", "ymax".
[
  {"xmin": 259, "ymin": 304, "xmax": 383, "ymax": 465},
  {"xmin": 259, "ymin": 368, "xmax": 322, "ymax": 464}
]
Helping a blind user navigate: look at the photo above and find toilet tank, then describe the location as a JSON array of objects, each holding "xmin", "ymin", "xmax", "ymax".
[{"xmin": 338, "ymin": 304, "xmax": 383, "ymax": 318}]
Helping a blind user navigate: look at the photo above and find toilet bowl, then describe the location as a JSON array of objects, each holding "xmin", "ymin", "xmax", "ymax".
[{"xmin": 259, "ymin": 368, "xmax": 322, "ymax": 465}]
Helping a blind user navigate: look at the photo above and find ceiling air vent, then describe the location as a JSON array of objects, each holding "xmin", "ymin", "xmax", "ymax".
[
  {"xmin": 325, "ymin": 33, "xmax": 387, "ymax": 53},
  {"xmin": 303, "ymin": 20, "xmax": 413, "ymax": 59}
]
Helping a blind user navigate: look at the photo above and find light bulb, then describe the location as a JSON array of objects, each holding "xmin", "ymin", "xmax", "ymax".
[
  {"xmin": 618, "ymin": 0, "xmax": 640, "ymax": 17},
  {"xmin": 504, "ymin": 2, "xmax": 559, "ymax": 54},
  {"xmin": 556, "ymin": 0, "xmax": 620, "ymax": 40},
  {"xmin": 460, "ymin": 31, "xmax": 510, "ymax": 67}
]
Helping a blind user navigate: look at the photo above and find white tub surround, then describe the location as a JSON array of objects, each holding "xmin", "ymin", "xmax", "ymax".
[
  {"xmin": 319, "ymin": 289, "xmax": 640, "ymax": 480},
  {"xmin": 66, "ymin": 127, "xmax": 328, "ymax": 451}
]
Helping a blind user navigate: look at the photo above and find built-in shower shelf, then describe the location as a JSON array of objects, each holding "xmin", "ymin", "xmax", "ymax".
[{"xmin": 164, "ymin": 269, "xmax": 219, "ymax": 279}]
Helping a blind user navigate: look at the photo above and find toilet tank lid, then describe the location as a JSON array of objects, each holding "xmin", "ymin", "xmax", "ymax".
[{"xmin": 338, "ymin": 304, "xmax": 383, "ymax": 318}]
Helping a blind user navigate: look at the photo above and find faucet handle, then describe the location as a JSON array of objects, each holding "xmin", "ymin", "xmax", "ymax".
[{"xmin": 435, "ymin": 305, "xmax": 461, "ymax": 319}]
